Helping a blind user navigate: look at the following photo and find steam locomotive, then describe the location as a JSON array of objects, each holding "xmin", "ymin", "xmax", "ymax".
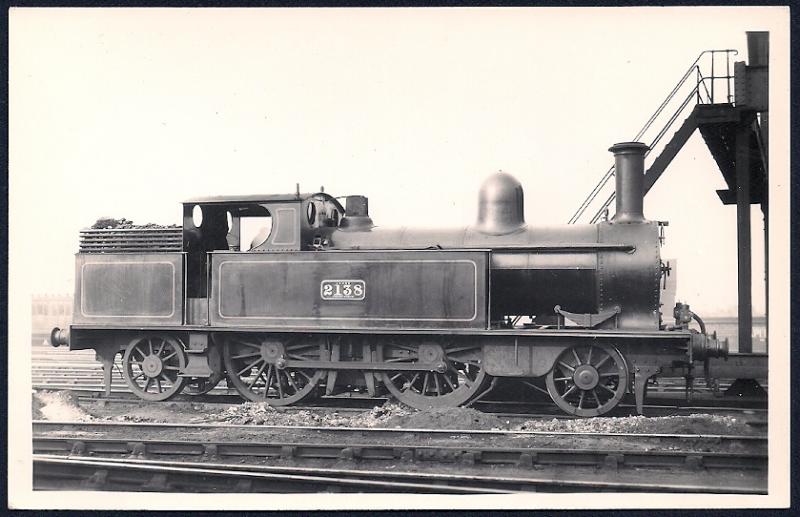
[{"xmin": 50, "ymin": 141, "xmax": 727, "ymax": 416}]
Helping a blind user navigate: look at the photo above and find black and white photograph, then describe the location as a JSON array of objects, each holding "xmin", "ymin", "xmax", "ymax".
[{"xmin": 8, "ymin": 6, "xmax": 790, "ymax": 511}]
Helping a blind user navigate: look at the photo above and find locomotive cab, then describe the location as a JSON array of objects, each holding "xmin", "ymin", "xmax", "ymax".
[{"xmin": 181, "ymin": 193, "xmax": 346, "ymax": 317}]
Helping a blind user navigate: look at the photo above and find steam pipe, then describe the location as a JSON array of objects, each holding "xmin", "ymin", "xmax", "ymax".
[
  {"xmin": 691, "ymin": 312, "xmax": 707, "ymax": 335},
  {"xmin": 609, "ymin": 142, "xmax": 649, "ymax": 223}
]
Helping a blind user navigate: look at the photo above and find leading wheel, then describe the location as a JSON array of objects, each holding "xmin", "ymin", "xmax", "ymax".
[
  {"xmin": 122, "ymin": 335, "xmax": 188, "ymax": 401},
  {"xmin": 546, "ymin": 343, "xmax": 628, "ymax": 417},
  {"xmin": 378, "ymin": 340, "xmax": 488, "ymax": 409},
  {"xmin": 222, "ymin": 334, "xmax": 327, "ymax": 405}
]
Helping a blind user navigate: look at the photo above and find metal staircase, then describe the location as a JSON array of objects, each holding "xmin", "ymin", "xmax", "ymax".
[{"xmin": 568, "ymin": 49, "xmax": 766, "ymax": 225}]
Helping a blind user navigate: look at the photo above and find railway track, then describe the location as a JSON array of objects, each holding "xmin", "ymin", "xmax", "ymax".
[
  {"xmin": 32, "ymin": 420, "xmax": 767, "ymax": 494},
  {"xmin": 33, "ymin": 454, "xmax": 764, "ymax": 494}
]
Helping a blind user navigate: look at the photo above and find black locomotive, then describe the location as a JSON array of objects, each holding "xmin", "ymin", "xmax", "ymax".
[{"xmin": 50, "ymin": 141, "xmax": 726, "ymax": 416}]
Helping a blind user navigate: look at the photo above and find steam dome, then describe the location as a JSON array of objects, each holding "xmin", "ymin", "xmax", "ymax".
[{"xmin": 475, "ymin": 171, "xmax": 526, "ymax": 235}]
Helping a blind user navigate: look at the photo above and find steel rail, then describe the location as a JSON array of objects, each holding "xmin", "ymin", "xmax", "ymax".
[
  {"xmin": 33, "ymin": 436, "xmax": 767, "ymax": 472},
  {"xmin": 32, "ymin": 455, "xmax": 513, "ymax": 494},
  {"xmin": 32, "ymin": 420, "xmax": 767, "ymax": 443},
  {"xmin": 33, "ymin": 454, "xmax": 767, "ymax": 494}
]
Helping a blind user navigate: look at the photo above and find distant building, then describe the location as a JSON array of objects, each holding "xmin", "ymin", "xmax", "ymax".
[
  {"xmin": 31, "ymin": 294, "xmax": 73, "ymax": 343},
  {"xmin": 704, "ymin": 316, "xmax": 767, "ymax": 354}
]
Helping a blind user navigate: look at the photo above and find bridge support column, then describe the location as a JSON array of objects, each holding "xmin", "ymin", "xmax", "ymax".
[{"xmin": 735, "ymin": 113, "xmax": 754, "ymax": 353}]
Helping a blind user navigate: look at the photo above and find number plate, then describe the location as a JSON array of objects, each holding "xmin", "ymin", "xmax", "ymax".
[{"xmin": 320, "ymin": 279, "xmax": 365, "ymax": 301}]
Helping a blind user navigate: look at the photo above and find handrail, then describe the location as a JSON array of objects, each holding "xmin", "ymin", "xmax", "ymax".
[{"xmin": 568, "ymin": 49, "xmax": 738, "ymax": 225}]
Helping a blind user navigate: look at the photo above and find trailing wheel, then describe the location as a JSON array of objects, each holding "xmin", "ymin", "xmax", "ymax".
[
  {"xmin": 222, "ymin": 334, "xmax": 327, "ymax": 405},
  {"xmin": 122, "ymin": 335, "xmax": 188, "ymax": 401},
  {"xmin": 378, "ymin": 340, "xmax": 488, "ymax": 409},
  {"xmin": 546, "ymin": 343, "xmax": 629, "ymax": 417}
]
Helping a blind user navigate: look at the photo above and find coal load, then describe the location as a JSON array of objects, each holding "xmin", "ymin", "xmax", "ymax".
[
  {"xmin": 81, "ymin": 217, "xmax": 183, "ymax": 253},
  {"xmin": 90, "ymin": 217, "xmax": 180, "ymax": 230}
]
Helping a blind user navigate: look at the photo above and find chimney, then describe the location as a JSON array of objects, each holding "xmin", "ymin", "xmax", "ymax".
[{"xmin": 609, "ymin": 142, "xmax": 649, "ymax": 223}]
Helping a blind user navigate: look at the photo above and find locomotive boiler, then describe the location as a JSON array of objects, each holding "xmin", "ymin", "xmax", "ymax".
[{"xmin": 50, "ymin": 141, "xmax": 727, "ymax": 416}]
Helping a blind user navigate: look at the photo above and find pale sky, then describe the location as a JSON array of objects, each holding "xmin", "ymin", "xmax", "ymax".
[{"xmin": 10, "ymin": 7, "xmax": 789, "ymax": 316}]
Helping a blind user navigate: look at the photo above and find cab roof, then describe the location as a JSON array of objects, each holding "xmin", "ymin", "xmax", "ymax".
[{"xmin": 183, "ymin": 192, "xmax": 324, "ymax": 205}]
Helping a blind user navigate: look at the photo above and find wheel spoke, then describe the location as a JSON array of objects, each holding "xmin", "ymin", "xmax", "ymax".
[
  {"xmin": 592, "ymin": 389, "xmax": 602, "ymax": 406},
  {"xmin": 263, "ymin": 365, "xmax": 274, "ymax": 395},
  {"xmin": 599, "ymin": 383, "xmax": 616, "ymax": 394},
  {"xmin": 285, "ymin": 343, "xmax": 320, "ymax": 352},
  {"xmin": 276, "ymin": 372, "xmax": 285, "ymax": 399},
  {"xmin": 144, "ymin": 378, "xmax": 153, "ymax": 393},
  {"xmin": 407, "ymin": 372, "xmax": 421, "ymax": 387},
  {"xmin": 434, "ymin": 374, "xmax": 442, "ymax": 395},
  {"xmin": 231, "ymin": 352, "xmax": 261, "ymax": 360},
  {"xmin": 248, "ymin": 362, "xmax": 268, "ymax": 389},
  {"xmin": 238, "ymin": 358, "xmax": 263, "ymax": 377},
  {"xmin": 162, "ymin": 351, "xmax": 178, "ymax": 361},
  {"xmin": 295, "ymin": 370, "xmax": 312, "ymax": 381},
  {"xmin": 285, "ymin": 372, "xmax": 300, "ymax": 392},
  {"xmin": 599, "ymin": 372, "xmax": 618, "ymax": 378},
  {"xmin": 586, "ymin": 346, "xmax": 593, "ymax": 364},
  {"xmin": 422, "ymin": 373, "xmax": 430, "ymax": 395},
  {"xmin": 148, "ymin": 339, "xmax": 154, "ymax": 356},
  {"xmin": 156, "ymin": 339, "xmax": 166, "ymax": 356},
  {"xmin": 578, "ymin": 390, "xmax": 585, "ymax": 409},
  {"xmin": 594, "ymin": 354, "xmax": 611, "ymax": 369},
  {"xmin": 571, "ymin": 349, "xmax": 582, "ymax": 366},
  {"xmin": 553, "ymin": 376, "xmax": 571, "ymax": 382},
  {"xmin": 132, "ymin": 372, "xmax": 145, "ymax": 381},
  {"xmin": 563, "ymin": 384, "xmax": 578, "ymax": 398},
  {"xmin": 134, "ymin": 347, "xmax": 146, "ymax": 361},
  {"xmin": 442, "ymin": 373, "xmax": 456, "ymax": 390},
  {"xmin": 234, "ymin": 340, "xmax": 263, "ymax": 349},
  {"xmin": 163, "ymin": 365, "xmax": 180, "ymax": 371},
  {"xmin": 557, "ymin": 360, "xmax": 575, "ymax": 372},
  {"xmin": 155, "ymin": 378, "xmax": 162, "ymax": 393}
]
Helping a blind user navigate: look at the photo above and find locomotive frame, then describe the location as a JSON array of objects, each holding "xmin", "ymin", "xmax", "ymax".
[{"xmin": 51, "ymin": 141, "xmax": 727, "ymax": 417}]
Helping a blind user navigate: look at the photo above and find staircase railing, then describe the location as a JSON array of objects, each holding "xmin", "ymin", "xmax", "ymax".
[{"xmin": 568, "ymin": 49, "xmax": 738, "ymax": 225}]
